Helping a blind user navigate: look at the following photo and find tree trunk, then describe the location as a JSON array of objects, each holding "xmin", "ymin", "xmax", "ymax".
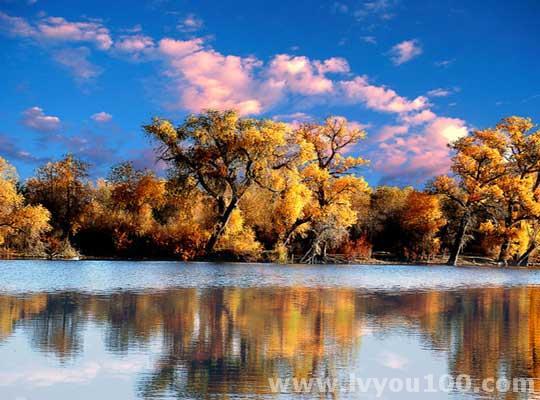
[
  {"xmin": 498, "ymin": 238, "xmax": 510, "ymax": 266},
  {"xmin": 301, "ymin": 240, "xmax": 321, "ymax": 264},
  {"xmin": 498, "ymin": 205, "xmax": 514, "ymax": 267},
  {"xmin": 204, "ymin": 197, "xmax": 238, "ymax": 255},
  {"xmin": 517, "ymin": 243, "xmax": 536, "ymax": 266},
  {"xmin": 283, "ymin": 217, "xmax": 311, "ymax": 246},
  {"xmin": 447, "ymin": 214, "xmax": 469, "ymax": 266}
]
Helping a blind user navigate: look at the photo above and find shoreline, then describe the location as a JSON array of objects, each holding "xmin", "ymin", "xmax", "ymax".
[{"xmin": 0, "ymin": 256, "xmax": 538, "ymax": 270}]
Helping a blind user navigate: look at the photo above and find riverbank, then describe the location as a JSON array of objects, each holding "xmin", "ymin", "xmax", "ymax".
[{"xmin": 0, "ymin": 254, "xmax": 539, "ymax": 269}]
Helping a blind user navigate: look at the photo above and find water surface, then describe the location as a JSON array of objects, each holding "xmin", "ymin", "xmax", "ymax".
[{"xmin": 1, "ymin": 261, "xmax": 540, "ymax": 399}]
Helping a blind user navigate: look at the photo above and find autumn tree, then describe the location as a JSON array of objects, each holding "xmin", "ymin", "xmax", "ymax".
[
  {"xmin": 364, "ymin": 186, "xmax": 411, "ymax": 256},
  {"xmin": 480, "ymin": 117, "xmax": 540, "ymax": 265},
  {"xmin": 108, "ymin": 162, "xmax": 166, "ymax": 213},
  {"xmin": 104, "ymin": 162, "xmax": 166, "ymax": 252},
  {"xmin": 431, "ymin": 127, "xmax": 506, "ymax": 266},
  {"xmin": 144, "ymin": 110, "xmax": 291, "ymax": 255},
  {"xmin": 78, "ymin": 163, "xmax": 166, "ymax": 256},
  {"xmin": 360, "ymin": 187, "xmax": 444, "ymax": 261},
  {"xmin": 0, "ymin": 157, "xmax": 50, "ymax": 255},
  {"xmin": 284, "ymin": 117, "xmax": 370, "ymax": 263},
  {"xmin": 399, "ymin": 191, "xmax": 446, "ymax": 261},
  {"xmin": 238, "ymin": 164, "xmax": 312, "ymax": 261},
  {"xmin": 25, "ymin": 154, "xmax": 91, "ymax": 241}
]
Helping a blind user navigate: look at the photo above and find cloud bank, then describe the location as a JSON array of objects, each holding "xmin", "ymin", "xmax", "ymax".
[{"xmin": 0, "ymin": 11, "xmax": 468, "ymax": 183}]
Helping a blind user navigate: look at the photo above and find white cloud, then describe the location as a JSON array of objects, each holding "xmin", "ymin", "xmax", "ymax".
[
  {"xmin": 91, "ymin": 112, "xmax": 112, "ymax": 123},
  {"xmin": 354, "ymin": 0, "xmax": 396, "ymax": 20},
  {"xmin": 0, "ymin": 12, "xmax": 110, "ymax": 82},
  {"xmin": 435, "ymin": 59, "xmax": 455, "ymax": 68},
  {"xmin": 427, "ymin": 88, "xmax": 452, "ymax": 97},
  {"xmin": 52, "ymin": 47, "xmax": 102, "ymax": 81},
  {"xmin": 389, "ymin": 39, "xmax": 422, "ymax": 65},
  {"xmin": 0, "ymin": 359, "xmax": 149, "ymax": 388},
  {"xmin": 272, "ymin": 112, "xmax": 312, "ymax": 121},
  {"xmin": 361, "ymin": 36, "xmax": 377, "ymax": 44},
  {"xmin": 21, "ymin": 106, "xmax": 61, "ymax": 132},
  {"xmin": 267, "ymin": 54, "xmax": 348, "ymax": 96}
]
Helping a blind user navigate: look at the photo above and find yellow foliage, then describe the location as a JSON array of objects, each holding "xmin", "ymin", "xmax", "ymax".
[
  {"xmin": 0, "ymin": 157, "xmax": 50, "ymax": 251},
  {"xmin": 284, "ymin": 117, "xmax": 371, "ymax": 250},
  {"xmin": 216, "ymin": 209, "xmax": 261, "ymax": 257}
]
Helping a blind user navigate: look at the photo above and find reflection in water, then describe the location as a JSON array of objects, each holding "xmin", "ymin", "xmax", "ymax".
[{"xmin": 1, "ymin": 287, "xmax": 540, "ymax": 399}]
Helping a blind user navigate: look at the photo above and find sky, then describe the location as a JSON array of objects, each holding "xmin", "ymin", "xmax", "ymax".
[{"xmin": 0, "ymin": 0, "xmax": 539, "ymax": 186}]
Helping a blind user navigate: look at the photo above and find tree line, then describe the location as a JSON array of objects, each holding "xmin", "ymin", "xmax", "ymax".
[{"xmin": 0, "ymin": 111, "xmax": 538, "ymax": 266}]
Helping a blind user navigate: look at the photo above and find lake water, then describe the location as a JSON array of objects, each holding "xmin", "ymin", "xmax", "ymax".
[{"xmin": 1, "ymin": 261, "xmax": 540, "ymax": 399}]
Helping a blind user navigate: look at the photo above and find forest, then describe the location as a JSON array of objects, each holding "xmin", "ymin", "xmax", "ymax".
[{"xmin": 0, "ymin": 111, "xmax": 539, "ymax": 266}]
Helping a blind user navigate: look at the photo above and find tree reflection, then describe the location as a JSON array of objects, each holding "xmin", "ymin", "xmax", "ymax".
[{"xmin": 1, "ymin": 286, "xmax": 540, "ymax": 398}]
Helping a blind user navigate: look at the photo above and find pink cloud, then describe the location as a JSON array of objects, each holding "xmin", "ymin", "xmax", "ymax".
[
  {"xmin": 36, "ymin": 16, "xmax": 112, "ymax": 50},
  {"xmin": 340, "ymin": 76, "xmax": 429, "ymax": 113},
  {"xmin": 0, "ymin": 11, "xmax": 35, "ymax": 37},
  {"xmin": 158, "ymin": 37, "xmax": 203, "ymax": 58},
  {"xmin": 374, "ymin": 116, "xmax": 468, "ymax": 183},
  {"xmin": 389, "ymin": 39, "xmax": 422, "ymax": 65},
  {"xmin": 425, "ymin": 116, "xmax": 468, "ymax": 143},
  {"xmin": 158, "ymin": 50, "xmax": 351, "ymax": 114},
  {"xmin": 91, "ymin": 112, "xmax": 112, "ymax": 123},
  {"xmin": 21, "ymin": 106, "xmax": 61, "ymax": 132},
  {"xmin": 114, "ymin": 34, "xmax": 154, "ymax": 53},
  {"xmin": 2, "ymin": 11, "xmax": 472, "ymax": 185},
  {"xmin": 162, "ymin": 47, "xmax": 266, "ymax": 115},
  {"xmin": 316, "ymin": 57, "xmax": 350, "ymax": 74},
  {"xmin": 400, "ymin": 109, "xmax": 436, "ymax": 125},
  {"xmin": 156, "ymin": 41, "xmax": 431, "ymax": 117},
  {"xmin": 267, "ymin": 54, "xmax": 347, "ymax": 95},
  {"xmin": 375, "ymin": 143, "xmax": 409, "ymax": 171},
  {"xmin": 0, "ymin": 12, "xmax": 112, "ymax": 50},
  {"xmin": 177, "ymin": 13, "xmax": 203, "ymax": 32},
  {"xmin": 376, "ymin": 124, "xmax": 408, "ymax": 142}
]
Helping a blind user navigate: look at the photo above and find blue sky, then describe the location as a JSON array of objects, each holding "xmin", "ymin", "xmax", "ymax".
[{"xmin": 0, "ymin": 0, "xmax": 539, "ymax": 186}]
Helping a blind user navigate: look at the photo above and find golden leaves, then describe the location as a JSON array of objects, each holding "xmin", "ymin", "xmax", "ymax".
[
  {"xmin": 436, "ymin": 116, "xmax": 540, "ymax": 263},
  {"xmin": 0, "ymin": 157, "xmax": 51, "ymax": 249}
]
